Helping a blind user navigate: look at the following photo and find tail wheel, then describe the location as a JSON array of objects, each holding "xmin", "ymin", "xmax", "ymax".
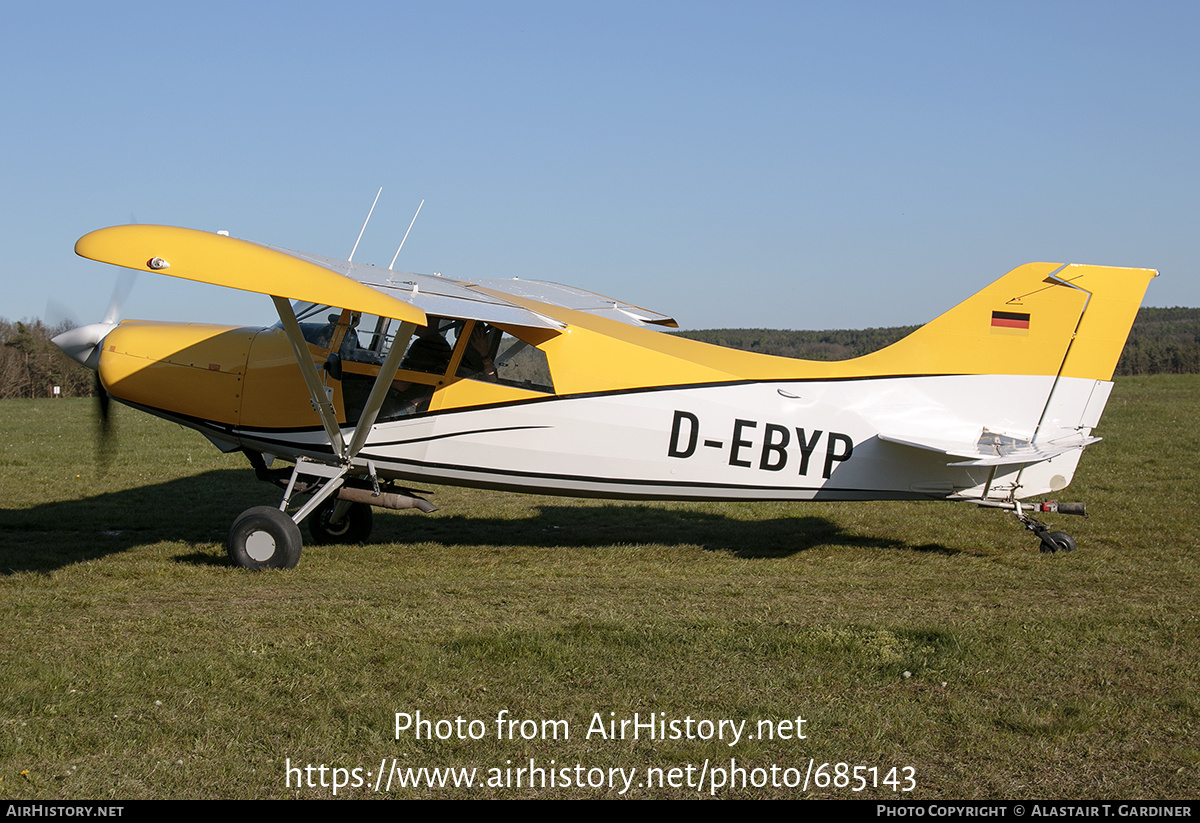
[
  {"xmin": 1039, "ymin": 531, "xmax": 1077, "ymax": 554},
  {"xmin": 309, "ymin": 498, "xmax": 374, "ymax": 545},
  {"xmin": 228, "ymin": 506, "xmax": 303, "ymax": 570}
]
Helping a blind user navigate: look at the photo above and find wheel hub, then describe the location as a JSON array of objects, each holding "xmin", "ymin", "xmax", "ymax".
[{"xmin": 245, "ymin": 530, "xmax": 277, "ymax": 562}]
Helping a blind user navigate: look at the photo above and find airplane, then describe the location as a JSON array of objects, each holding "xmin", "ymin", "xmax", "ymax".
[{"xmin": 52, "ymin": 222, "xmax": 1157, "ymax": 569}]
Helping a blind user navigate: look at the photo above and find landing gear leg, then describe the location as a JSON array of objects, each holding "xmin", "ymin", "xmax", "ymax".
[
  {"xmin": 226, "ymin": 457, "xmax": 349, "ymax": 570},
  {"xmin": 229, "ymin": 456, "xmax": 435, "ymax": 569},
  {"xmin": 1014, "ymin": 501, "xmax": 1076, "ymax": 554}
]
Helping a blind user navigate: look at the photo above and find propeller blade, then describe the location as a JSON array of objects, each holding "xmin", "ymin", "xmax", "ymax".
[
  {"xmin": 45, "ymin": 269, "xmax": 138, "ymax": 473},
  {"xmin": 94, "ymin": 372, "xmax": 114, "ymax": 472},
  {"xmin": 44, "ymin": 298, "xmax": 79, "ymax": 331},
  {"xmin": 95, "ymin": 372, "xmax": 110, "ymax": 424},
  {"xmin": 102, "ymin": 270, "xmax": 138, "ymax": 326}
]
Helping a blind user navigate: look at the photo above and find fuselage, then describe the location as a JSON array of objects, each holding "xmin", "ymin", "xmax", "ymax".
[{"xmin": 94, "ymin": 313, "xmax": 1104, "ymax": 504}]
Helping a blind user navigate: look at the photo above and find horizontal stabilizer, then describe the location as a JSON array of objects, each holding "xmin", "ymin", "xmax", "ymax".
[{"xmin": 879, "ymin": 430, "xmax": 1100, "ymax": 467}]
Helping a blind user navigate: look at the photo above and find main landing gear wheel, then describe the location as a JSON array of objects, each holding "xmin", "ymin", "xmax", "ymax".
[
  {"xmin": 1039, "ymin": 531, "xmax": 1077, "ymax": 554},
  {"xmin": 228, "ymin": 506, "xmax": 303, "ymax": 570},
  {"xmin": 308, "ymin": 497, "xmax": 374, "ymax": 545}
]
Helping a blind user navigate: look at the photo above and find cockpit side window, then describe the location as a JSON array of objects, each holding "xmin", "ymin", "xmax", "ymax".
[
  {"xmin": 332, "ymin": 315, "xmax": 468, "ymax": 422},
  {"xmin": 399, "ymin": 317, "xmax": 463, "ymax": 375},
  {"xmin": 455, "ymin": 322, "xmax": 554, "ymax": 393}
]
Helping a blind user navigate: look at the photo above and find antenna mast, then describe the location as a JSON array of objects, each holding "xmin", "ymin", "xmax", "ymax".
[
  {"xmin": 348, "ymin": 187, "xmax": 382, "ymax": 262},
  {"xmin": 389, "ymin": 199, "xmax": 425, "ymax": 270}
]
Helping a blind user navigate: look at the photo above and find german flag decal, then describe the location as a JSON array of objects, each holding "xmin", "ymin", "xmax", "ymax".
[{"xmin": 991, "ymin": 310, "xmax": 1031, "ymax": 330}]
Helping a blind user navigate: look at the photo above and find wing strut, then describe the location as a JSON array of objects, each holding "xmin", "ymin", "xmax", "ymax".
[
  {"xmin": 271, "ymin": 297, "xmax": 418, "ymax": 464},
  {"xmin": 270, "ymin": 297, "xmax": 420, "ymax": 525},
  {"xmin": 273, "ymin": 296, "xmax": 346, "ymax": 456}
]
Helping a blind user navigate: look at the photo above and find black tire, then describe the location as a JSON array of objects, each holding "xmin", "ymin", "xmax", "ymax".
[
  {"xmin": 1039, "ymin": 531, "xmax": 1077, "ymax": 554},
  {"xmin": 228, "ymin": 506, "xmax": 303, "ymax": 570},
  {"xmin": 308, "ymin": 497, "xmax": 374, "ymax": 545}
]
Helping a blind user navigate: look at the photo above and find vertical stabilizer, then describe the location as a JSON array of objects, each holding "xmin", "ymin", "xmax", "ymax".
[{"xmin": 854, "ymin": 262, "xmax": 1157, "ymax": 381}]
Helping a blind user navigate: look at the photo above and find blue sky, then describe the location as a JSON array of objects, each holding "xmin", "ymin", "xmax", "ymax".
[{"xmin": 3, "ymin": 1, "xmax": 1196, "ymax": 331}]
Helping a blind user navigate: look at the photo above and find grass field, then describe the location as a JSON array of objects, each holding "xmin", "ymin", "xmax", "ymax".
[{"xmin": 1, "ymin": 376, "xmax": 1198, "ymax": 799}]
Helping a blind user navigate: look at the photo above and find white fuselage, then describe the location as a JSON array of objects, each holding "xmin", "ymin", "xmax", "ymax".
[{"xmin": 192, "ymin": 373, "xmax": 1107, "ymax": 504}]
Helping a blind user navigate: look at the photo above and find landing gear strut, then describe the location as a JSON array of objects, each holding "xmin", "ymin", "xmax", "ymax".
[
  {"xmin": 1014, "ymin": 500, "xmax": 1085, "ymax": 554},
  {"xmin": 976, "ymin": 498, "xmax": 1087, "ymax": 554},
  {"xmin": 227, "ymin": 453, "xmax": 437, "ymax": 570}
]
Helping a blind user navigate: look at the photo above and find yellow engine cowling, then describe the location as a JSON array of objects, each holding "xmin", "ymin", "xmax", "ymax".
[
  {"xmin": 98, "ymin": 321, "xmax": 341, "ymax": 430},
  {"xmin": 97, "ymin": 321, "xmax": 259, "ymax": 427}
]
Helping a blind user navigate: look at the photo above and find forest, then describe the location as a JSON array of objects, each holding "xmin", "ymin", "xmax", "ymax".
[
  {"xmin": 672, "ymin": 307, "xmax": 1200, "ymax": 377},
  {"xmin": 1, "ymin": 307, "xmax": 1196, "ymax": 398},
  {"xmin": 0, "ymin": 319, "xmax": 95, "ymax": 399}
]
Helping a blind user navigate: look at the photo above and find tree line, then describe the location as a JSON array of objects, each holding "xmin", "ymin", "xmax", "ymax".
[
  {"xmin": 1, "ymin": 306, "xmax": 1196, "ymax": 399},
  {"xmin": 0, "ymin": 319, "xmax": 95, "ymax": 399},
  {"xmin": 672, "ymin": 307, "xmax": 1200, "ymax": 377}
]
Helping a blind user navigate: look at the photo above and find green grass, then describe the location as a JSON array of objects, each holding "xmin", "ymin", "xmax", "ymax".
[{"xmin": 1, "ymin": 377, "xmax": 1198, "ymax": 798}]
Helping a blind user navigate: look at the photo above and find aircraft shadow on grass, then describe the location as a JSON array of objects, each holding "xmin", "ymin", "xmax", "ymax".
[{"xmin": 0, "ymin": 469, "xmax": 957, "ymax": 574}]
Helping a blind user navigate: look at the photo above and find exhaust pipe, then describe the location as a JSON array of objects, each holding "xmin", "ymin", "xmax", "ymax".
[{"xmin": 336, "ymin": 486, "xmax": 437, "ymax": 513}]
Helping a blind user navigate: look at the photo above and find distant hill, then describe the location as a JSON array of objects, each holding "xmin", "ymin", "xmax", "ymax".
[{"xmin": 672, "ymin": 307, "xmax": 1200, "ymax": 376}]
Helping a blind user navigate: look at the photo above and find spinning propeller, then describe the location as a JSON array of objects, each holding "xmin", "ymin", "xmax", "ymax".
[{"xmin": 50, "ymin": 270, "xmax": 137, "ymax": 459}]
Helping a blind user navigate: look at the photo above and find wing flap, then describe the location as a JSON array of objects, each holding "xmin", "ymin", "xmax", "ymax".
[{"xmin": 471, "ymin": 278, "xmax": 679, "ymax": 328}]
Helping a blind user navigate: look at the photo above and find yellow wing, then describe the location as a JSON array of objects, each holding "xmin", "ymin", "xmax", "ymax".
[
  {"xmin": 77, "ymin": 225, "xmax": 683, "ymax": 333},
  {"xmin": 76, "ymin": 225, "xmax": 429, "ymax": 325}
]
